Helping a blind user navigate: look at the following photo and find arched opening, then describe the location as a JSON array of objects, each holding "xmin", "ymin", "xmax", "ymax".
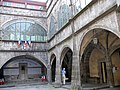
[
  {"xmin": 0, "ymin": 68, "xmax": 4, "ymax": 79},
  {"xmin": 1, "ymin": 55, "xmax": 47, "ymax": 84},
  {"xmin": 80, "ymin": 29, "xmax": 120, "ymax": 88},
  {"xmin": 111, "ymin": 48, "xmax": 120, "ymax": 86},
  {"xmin": 50, "ymin": 54, "xmax": 56, "ymax": 82},
  {"xmin": 80, "ymin": 42, "xmax": 104, "ymax": 84},
  {"xmin": 61, "ymin": 47, "xmax": 73, "ymax": 84}
]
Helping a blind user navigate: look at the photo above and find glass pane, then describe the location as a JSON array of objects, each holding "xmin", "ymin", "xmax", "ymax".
[
  {"xmin": 10, "ymin": 33, "xmax": 14, "ymax": 40},
  {"xmin": 58, "ymin": 4, "xmax": 71, "ymax": 29},
  {"xmin": 27, "ymin": 4, "xmax": 34, "ymax": 9},
  {"xmin": 16, "ymin": 3, "xmax": 25, "ymax": 8},
  {"xmin": 3, "ymin": 21, "xmax": 47, "ymax": 42},
  {"xmin": 16, "ymin": 23, "xmax": 21, "ymax": 40}
]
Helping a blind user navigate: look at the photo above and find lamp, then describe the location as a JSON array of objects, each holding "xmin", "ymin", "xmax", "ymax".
[
  {"xmin": 93, "ymin": 38, "xmax": 98, "ymax": 44},
  {"xmin": 93, "ymin": 30, "xmax": 98, "ymax": 44}
]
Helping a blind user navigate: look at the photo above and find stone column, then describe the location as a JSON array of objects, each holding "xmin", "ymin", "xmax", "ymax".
[
  {"xmin": 70, "ymin": 36, "xmax": 82, "ymax": 90},
  {"xmin": 105, "ymin": 31, "xmax": 114, "ymax": 87},
  {"xmin": 106, "ymin": 51, "xmax": 114, "ymax": 87},
  {"xmin": 54, "ymin": 46, "xmax": 62, "ymax": 87},
  {"xmin": 71, "ymin": 50, "xmax": 82, "ymax": 90},
  {"xmin": 82, "ymin": 60, "xmax": 89, "ymax": 83},
  {"xmin": 69, "ymin": 0, "xmax": 82, "ymax": 89},
  {"xmin": 47, "ymin": 63, "xmax": 52, "ymax": 83},
  {"xmin": 47, "ymin": 53, "xmax": 51, "ymax": 83}
]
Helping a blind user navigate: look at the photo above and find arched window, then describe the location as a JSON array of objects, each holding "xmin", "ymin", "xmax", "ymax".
[
  {"xmin": 49, "ymin": 16, "xmax": 56, "ymax": 38},
  {"xmin": 73, "ymin": 0, "xmax": 92, "ymax": 14},
  {"xmin": 58, "ymin": 4, "xmax": 71, "ymax": 29},
  {"xmin": 2, "ymin": 20, "xmax": 47, "ymax": 42}
]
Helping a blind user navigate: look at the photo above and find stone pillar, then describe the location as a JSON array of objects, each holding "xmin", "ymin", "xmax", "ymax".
[
  {"xmin": 54, "ymin": 46, "xmax": 62, "ymax": 87},
  {"xmin": 69, "ymin": 0, "xmax": 82, "ymax": 89},
  {"xmin": 82, "ymin": 61, "xmax": 89, "ymax": 83},
  {"xmin": 71, "ymin": 50, "xmax": 82, "ymax": 90},
  {"xmin": 70, "ymin": 36, "xmax": 82, "ymax": 90},
  {"xmin": 47, "ymin": 63, "xmax": 52, "ymax": 83},
  {"xmin": 106, "ymin": 51, "xmax": 114, "ymax": 87}
]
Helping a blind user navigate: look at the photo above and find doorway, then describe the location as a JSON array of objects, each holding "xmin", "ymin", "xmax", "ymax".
[
  {"xmin": 19, "ymin": 63, "xmax": 28, "ymax": 80},
  {"xmin": 100, "ymin": 62, "xmax": 107, "ymax": 83}
]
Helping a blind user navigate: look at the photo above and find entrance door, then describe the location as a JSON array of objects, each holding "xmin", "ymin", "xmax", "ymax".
[
  {"xmin": 100, "ymin": 62, "xmax": 107, "ymax": 83},
  {"xmin": 19, "ymin": 63, "xmax": 27, "ymax": 80}
]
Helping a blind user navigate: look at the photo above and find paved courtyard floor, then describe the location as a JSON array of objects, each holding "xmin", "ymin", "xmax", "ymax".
[
  {"xmin": 0, "ymin": 82, "xmax": 120, "ymax": 90},
  {"xmin": 0, "ymin": 84, "xmax": 69, "ymax": 90}
]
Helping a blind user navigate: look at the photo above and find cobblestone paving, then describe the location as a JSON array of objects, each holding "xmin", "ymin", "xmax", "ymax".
[{"xmin": 0, "ymin": 84, "xmax": 69, "ymax": 90}]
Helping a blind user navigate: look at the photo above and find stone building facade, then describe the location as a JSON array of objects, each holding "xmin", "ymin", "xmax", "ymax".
[
  {"xmin": 47, "ymin": 0, "xmax": 120, "ymax": 89},
  {"xmin": 0, "ymin": 0, "xmax": 48, "ymax": 83},
  {"xmin": 0, "ymin": 0, "xmax": 120, "ymax": 90}
]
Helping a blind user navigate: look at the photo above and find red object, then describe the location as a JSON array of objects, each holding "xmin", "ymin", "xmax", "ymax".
[
  {"xmin": 41, "ymin": 76, "xmax": 46, "ymax": 82},
  {"xmin": 18, "ymin": 40, "xmax": 21, "ymax": 48},
  {"xmin": 0, "ymin": 81, "xmax": 5, "ymax": 85},
  {"xmin": 24, "ymin": 41, "xmax": 27, "ymax": 48}
]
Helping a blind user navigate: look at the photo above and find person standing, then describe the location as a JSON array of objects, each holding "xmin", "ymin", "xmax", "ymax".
[{"xmin": 62, "ymin": 68, "xmax": 66, "ymax": 85}]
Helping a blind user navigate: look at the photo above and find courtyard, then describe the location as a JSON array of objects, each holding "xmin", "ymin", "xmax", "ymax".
[{"xmin": 0, "ymin": 84, "xmax": 69, "ymax": 90}]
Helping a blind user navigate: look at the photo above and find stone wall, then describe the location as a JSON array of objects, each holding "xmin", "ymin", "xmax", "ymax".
[
  {"xmin": 47, "ymin": 0, "xmax": 120, "ymax": 89},
  {"xmin": 0, "ymin": 6, "xmax": 47, "ymax": 31},
  {"xmin": 0, "ymin": 5, "xmax": 48, "ymax": 70}
]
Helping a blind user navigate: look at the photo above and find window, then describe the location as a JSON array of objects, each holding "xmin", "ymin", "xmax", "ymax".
[
  {"xmin": 58, "ymin": 4, "xmax": 71, "ymax": 29},
  {"xmin": 2, "ymin": 20, "xmax": 47, "ymax": 42},
  {"xmin": 3, "ymin": 1, "xmax": 25, "ymax": 8},
  {"xmin": 3, "ymin": 1, "xmax": 45, "ymax": 10},
  {"xmin": 49, "ymin": 16, "xmax": 56, "ymax": 38}
]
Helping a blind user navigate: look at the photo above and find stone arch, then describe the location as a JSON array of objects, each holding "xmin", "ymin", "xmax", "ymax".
[
  {"xmin": 60, "ymin": 45, "xmax": 73, "ymax": 64},
  {"xmin": 50, "ymin": 53, "xmax": 56, "ymax": 66},
  {"xmin": 0, "ymin": 55, "xmax": 47, "ymax": 82},
  {"xmin": 109, "ymin": 44, "xmax": 120, "ymax": 56},
  {"xmin": 1, "ymin": 18, "xmax": 47, "ymax": 32},
  {"xmin": 110, "ymin": 47, "xmax": 120, "ymax": 86},
  {"xmin": 79, "ymin": 26, "xmax": 120, "ymax": 86},
  {"xmin": 0, "ymin": 52, "xmax": 47, "ymax": 69},
  {"xmin": 60, "ymin": 47, "xmax": 73, "ymax": 82},
  {"xmin": 1, "ymin": 18, "xmax": 47, "ymax": 42},
  {"xmin": 2, "ymin": 55, "xmax": 47, "ymax": 69},
  {"xmin": 50, "ymin": 53, "xmax": 56, "ymax": 82},
  {"xmin": 79, "ymin": 26, "xmax": 120, "ymax": 57}
]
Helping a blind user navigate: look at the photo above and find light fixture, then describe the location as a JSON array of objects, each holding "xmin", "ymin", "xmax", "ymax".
[
  {"xmin": 93, "ymin": 38, "xmax": 98, "ymax": 44},
  {"xmin": 93, "ymin": 30, "xmax": 98, "ymax": 44}
]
